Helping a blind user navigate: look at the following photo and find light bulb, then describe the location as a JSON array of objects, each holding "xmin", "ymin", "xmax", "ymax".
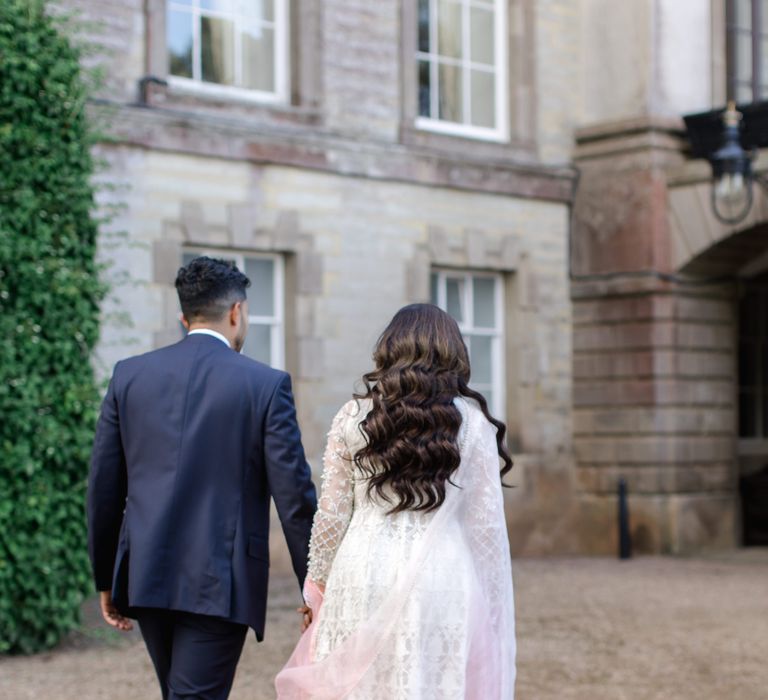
[{"xmin": 713, "ymin": 172, "xmax": 752, "ymax": 223}]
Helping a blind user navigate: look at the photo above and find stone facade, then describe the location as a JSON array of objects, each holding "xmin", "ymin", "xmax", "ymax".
[
  {"xmin": 59, "ymin": 0, "xmax": 765, "ymax": 562},
  {"xmin": 569, "ymin": 1, "xmax": 764, "ymax": 554}
]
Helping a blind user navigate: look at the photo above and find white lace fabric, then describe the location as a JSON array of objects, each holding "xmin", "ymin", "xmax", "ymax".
[
  {"xmin": 306, "ymin": 402, "xmax": 357, "ymax": 586},
  {"xmin": 286, "ymin": 397, "xmax": 516, "ymax": 700}
]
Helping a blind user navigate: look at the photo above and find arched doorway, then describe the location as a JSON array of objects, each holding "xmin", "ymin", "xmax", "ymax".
[
  {"xmin": 737, "ymin": 272, "xmax": 768, "ymax": 544},
  {"xmin": 682, "ymin": 226, "xmax": 768, "ymax": 545}
]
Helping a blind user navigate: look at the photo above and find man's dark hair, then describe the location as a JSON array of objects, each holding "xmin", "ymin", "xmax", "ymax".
[{"xmin": 175, "ymin": 256, "xmax": 251, "ymax": 322}]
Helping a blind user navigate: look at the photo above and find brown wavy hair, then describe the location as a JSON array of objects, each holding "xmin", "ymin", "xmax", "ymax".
[{"xmin": 353, "ymin": 303, "xmax": 513, "ymax": 514}]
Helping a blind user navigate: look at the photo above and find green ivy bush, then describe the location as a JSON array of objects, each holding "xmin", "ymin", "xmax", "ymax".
[{"xmin": 0, "ymin": 0, "xmax": 106, "ymax": 653}]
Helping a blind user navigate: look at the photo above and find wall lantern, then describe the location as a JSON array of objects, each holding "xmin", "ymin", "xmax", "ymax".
[
  {"xmin": 709, "ymin": 103, "xmax": 754, "ymax": 224},
  {"xmin": 684, "ymin": 100, "xmax": 768, "ymax": 226}
]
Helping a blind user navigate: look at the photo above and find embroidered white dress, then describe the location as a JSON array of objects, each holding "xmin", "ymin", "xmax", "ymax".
[{"xmin": 276, "ymin": 396, "xmax": 516, "ymax": 700}]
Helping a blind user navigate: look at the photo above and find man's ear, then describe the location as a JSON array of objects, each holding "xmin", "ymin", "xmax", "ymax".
[
  {"xmin": 229, "ymin": 301, "xmax": 242, "ymax": 327},
  {"xmin": 180, "ymin": 313, "xmax": 190, "ymax": 331}
]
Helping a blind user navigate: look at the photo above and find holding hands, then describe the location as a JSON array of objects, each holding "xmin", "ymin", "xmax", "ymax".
[
  {"xmin": 297, "ymin": 579, "xmax": 325, "ymax": 632},
  {"xmin": 297, "ymin": 604, "xmax": 313, "ymax": 632}
]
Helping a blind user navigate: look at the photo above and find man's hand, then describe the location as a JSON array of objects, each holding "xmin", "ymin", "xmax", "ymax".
[
  {"xmin": 297, "ymin": 604, "xmax": 313, "ymax": 632},
  {"xmin": 99, "ymin": 591, "xmax": 133, "ymax": 631}
]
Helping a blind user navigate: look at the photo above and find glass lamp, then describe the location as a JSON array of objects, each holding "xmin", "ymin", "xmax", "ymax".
[{"xmin": 710, "ymin": 102, "xmax": 754, "ymax": 225}]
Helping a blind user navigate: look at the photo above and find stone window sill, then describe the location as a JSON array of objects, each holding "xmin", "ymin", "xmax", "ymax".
[
  {"xmin": 141, "ymin": 77, "xmax": 322, "ymax": 128},
  {"xmin": 400, "ymin": 122, "xmax": 537, "ymax": 165}
]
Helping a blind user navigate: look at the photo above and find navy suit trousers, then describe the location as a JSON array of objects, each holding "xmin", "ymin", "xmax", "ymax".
[{"xmin": 136, "ymin": 609, "xmax": 248, "ymax": 700}]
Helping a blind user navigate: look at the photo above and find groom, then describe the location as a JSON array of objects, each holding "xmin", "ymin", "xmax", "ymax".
[{"xmin": 87, "ymin": 256, "xmax": 317, "ymax": 699}]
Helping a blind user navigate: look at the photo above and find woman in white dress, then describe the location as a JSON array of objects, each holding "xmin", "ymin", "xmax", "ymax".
[{"xmin": 276, "ymin": 304, "xmax": 516, "ymax": 699}]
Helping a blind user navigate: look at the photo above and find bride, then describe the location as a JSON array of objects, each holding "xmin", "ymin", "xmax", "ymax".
[{"xmin": 276, "ymin": 303, "xmax": 516, "ymax": 699}]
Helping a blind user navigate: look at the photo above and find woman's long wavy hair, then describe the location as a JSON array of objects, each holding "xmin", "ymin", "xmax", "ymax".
[{"xmin": 353, "ymin": 303, "xmax": 513, "ymax": 514}]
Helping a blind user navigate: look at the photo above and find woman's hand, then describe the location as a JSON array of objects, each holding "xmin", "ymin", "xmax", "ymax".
[
  {"xmin": 297, "ymin": 604, "xmax": 313, "ymax": 632},
  {"xmin": 298, "ymin": 578, "xmax": 326, "ymax": 632}
]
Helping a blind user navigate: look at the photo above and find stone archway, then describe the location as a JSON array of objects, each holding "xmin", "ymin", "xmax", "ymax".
[
  {"xmin": 736, "ymin": 272, "xmax": 768, "ymax": 546},
  {"xmin": 680, "ymin": 223, "xmax": 768, "ymax": 278},
  {"xmin": 680, "ymin": 224, "xmax": 768, "ymax": 545},
  {"xmin": 571, "ymin": 115, "xmax": 768, "ymax": 554},
  {"xmin": 670, "ymin": 209, "xmax": 768, "ymax": 549},
  {"xmin": 569, "ymin": 120, "xmax": 762, "ymax": 554}
]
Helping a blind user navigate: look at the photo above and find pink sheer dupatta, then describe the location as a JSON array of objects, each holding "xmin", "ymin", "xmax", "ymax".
[
  {"xmin": 275, "ymin": 482, "xmax": 466, "ymax": 699},
  {"xmin": 275, "ymin": 399, "xmax": 516, "ymax": 699}
]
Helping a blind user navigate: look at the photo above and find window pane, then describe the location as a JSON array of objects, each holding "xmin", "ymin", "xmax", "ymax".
[
  {"xmin": 418, "ymin": 0, "xmax": 430, "ymax": 52},
  {"xmin": 243, "ymin": 323, "xmax": 272, "ymax": 364},
  {"xmin": 473, "ymin": 276, "xmax": 496, "ymax": 327},
  {"xmin": 430, "ymin": 272, "xmax": 439, "ymax": 305},
  {"xmin": 231, "ymin": 0, "xmax": 273, "ymax": 21},
  {"xmin": 242, "ymin": 24, "xmax": 275, "ymax": 91},
  {"xmin": 201, "ymin": 0, "xmax": 233, "ymax": 11},
  {"xmin": 736, "ymin": 32, "xmax": 753, "ymax": 83},
  {"xmin": 168, "ymin": 9, "xmax": 193, "ymax": 78},
  {"xmin": 476, "ymin": 387, "xmax": 493, "ymax": 412},
  {"xmin": 470, "ymin": 7, "xmax": 494, "ymax": 65},
  {"xmin": 201, "ymin": 15, "xmax": 235, "ymax": 85},
  {"xmin": 245, "ymin": 257, "xmax": 275, "ymax": 316},
  {"xmin": 438, "ymin": 62, "xmax": 463, "ymax": 122},
  {"xmin": 470, "ymin": 69, "xmax": 495, "ymax": 127},
  {"xmin": 762, "ymin": 38, "xmax": 768, "ymax": 84},
  {"xmin": 419, "ymin": 60, "xmax": 431, "ymax": 117},
  {"xmin": 446, "ymin": 277, "xmax": 464, "ymax": 322},
  {"xmin": 468, "ymin": 334, "xmax": 492, "ymax": 384},
  {"xmin": 737, "ymin": 82, "xmax": 753, "ymax": 103},
  {"xmin": 438, "ymin": 0, "xmax": 463, "ymax": 59},
  {"xmin": 735, "ymin": 0, "xmax": 753, "ymax": 29}
]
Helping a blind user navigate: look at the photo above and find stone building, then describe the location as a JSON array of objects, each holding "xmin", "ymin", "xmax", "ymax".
[{"xmin": 64, "ymin": 0, "xmax": 766, "ymax": 562}]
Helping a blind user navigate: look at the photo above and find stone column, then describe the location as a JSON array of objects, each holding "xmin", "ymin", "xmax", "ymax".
[{"xmin": 571, "ymin": 118, "xmax": 739, "ymax": 554}]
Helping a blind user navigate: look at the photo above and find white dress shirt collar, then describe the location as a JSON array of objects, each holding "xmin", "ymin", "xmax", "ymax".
[{"xmin": 187, "ymin": 328, "xmax": 231, "ymax": 348}]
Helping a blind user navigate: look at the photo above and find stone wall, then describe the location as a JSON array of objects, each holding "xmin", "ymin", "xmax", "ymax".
[
  {"xmin": 61, "ymin": 0, "xmax": 764, "ymax": 560},
  {"xmin": 571, "ymin": 116, "xmax": 740, "ymax": 554},
  {"xmin": 572, "ymin": 281, "xmax": 738, "ymax": 553},
  {"xmin": 94, "ymin": 145, "xmax": 574, "ymax": 566},
  {"xmin": 579, "ymin": 0, "xmax": 713, "ymax": 127}
]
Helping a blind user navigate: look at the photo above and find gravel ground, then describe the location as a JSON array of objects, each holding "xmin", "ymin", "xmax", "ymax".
[{"xmin": 2, "ymin": 553, "xmax": 767, "ymax": 700}]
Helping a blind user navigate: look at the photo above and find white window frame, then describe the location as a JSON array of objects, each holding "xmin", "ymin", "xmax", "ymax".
[
  {"xmin": 416, "ymin": 0, "xmax": 509, "ymax": 142},
  {"xmin": 182, "ymin": 249, "xmax": 285, "ymax": 369},
  {"xmin": 166, "ymin": 0, "xmax": 290, "ymax": 105},
  {"xmin": 431, "ymin": 268, "xmax": 505, "ymax": 418}
]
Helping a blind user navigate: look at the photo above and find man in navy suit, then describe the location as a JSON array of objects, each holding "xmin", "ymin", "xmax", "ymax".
[{"xmin": 87, "ymin": 256, "xmax": 317, "ymax": 699}]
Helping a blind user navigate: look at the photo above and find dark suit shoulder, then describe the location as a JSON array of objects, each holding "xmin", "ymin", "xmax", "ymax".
[
  {"xmin": 225, "ymin": 350, "xmax": 288, "ymax": 386},
  {"xmin": 111, "ymin": 340, "xmax": 186, "ymax": 377}
]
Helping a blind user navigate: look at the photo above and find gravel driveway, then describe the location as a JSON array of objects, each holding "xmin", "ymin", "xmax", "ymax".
[{"xmin": 2, "ymin": 553, "xmax": 767, "ymax": 699}]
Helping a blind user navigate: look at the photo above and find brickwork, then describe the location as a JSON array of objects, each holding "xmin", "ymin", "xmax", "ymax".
[
  {"xmin": 322, "ymin": 1, "xmax": 401, "ymax": 140},
  {"xmin": 54, "ymin": 0, "xmax": 145, "ymax": 102},
  {"xmin": 93, "ymin": 146, "xmax": 574, "ymax": 562},
  {"xmin": 571, "ymin": 119, "xmax": 740, "ymax": 554},
  {"xmin": 535, "ymin": 0, "xmax": 581, "ymax": 164},
  {"xmin": 54, "ymin": 0, "xmax": 761, "ymax": 559}
]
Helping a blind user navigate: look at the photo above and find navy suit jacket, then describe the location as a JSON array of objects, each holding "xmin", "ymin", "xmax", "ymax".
[{"xmin": 87, "ymin": 333, "xmax": 317, "ymax": 640}]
